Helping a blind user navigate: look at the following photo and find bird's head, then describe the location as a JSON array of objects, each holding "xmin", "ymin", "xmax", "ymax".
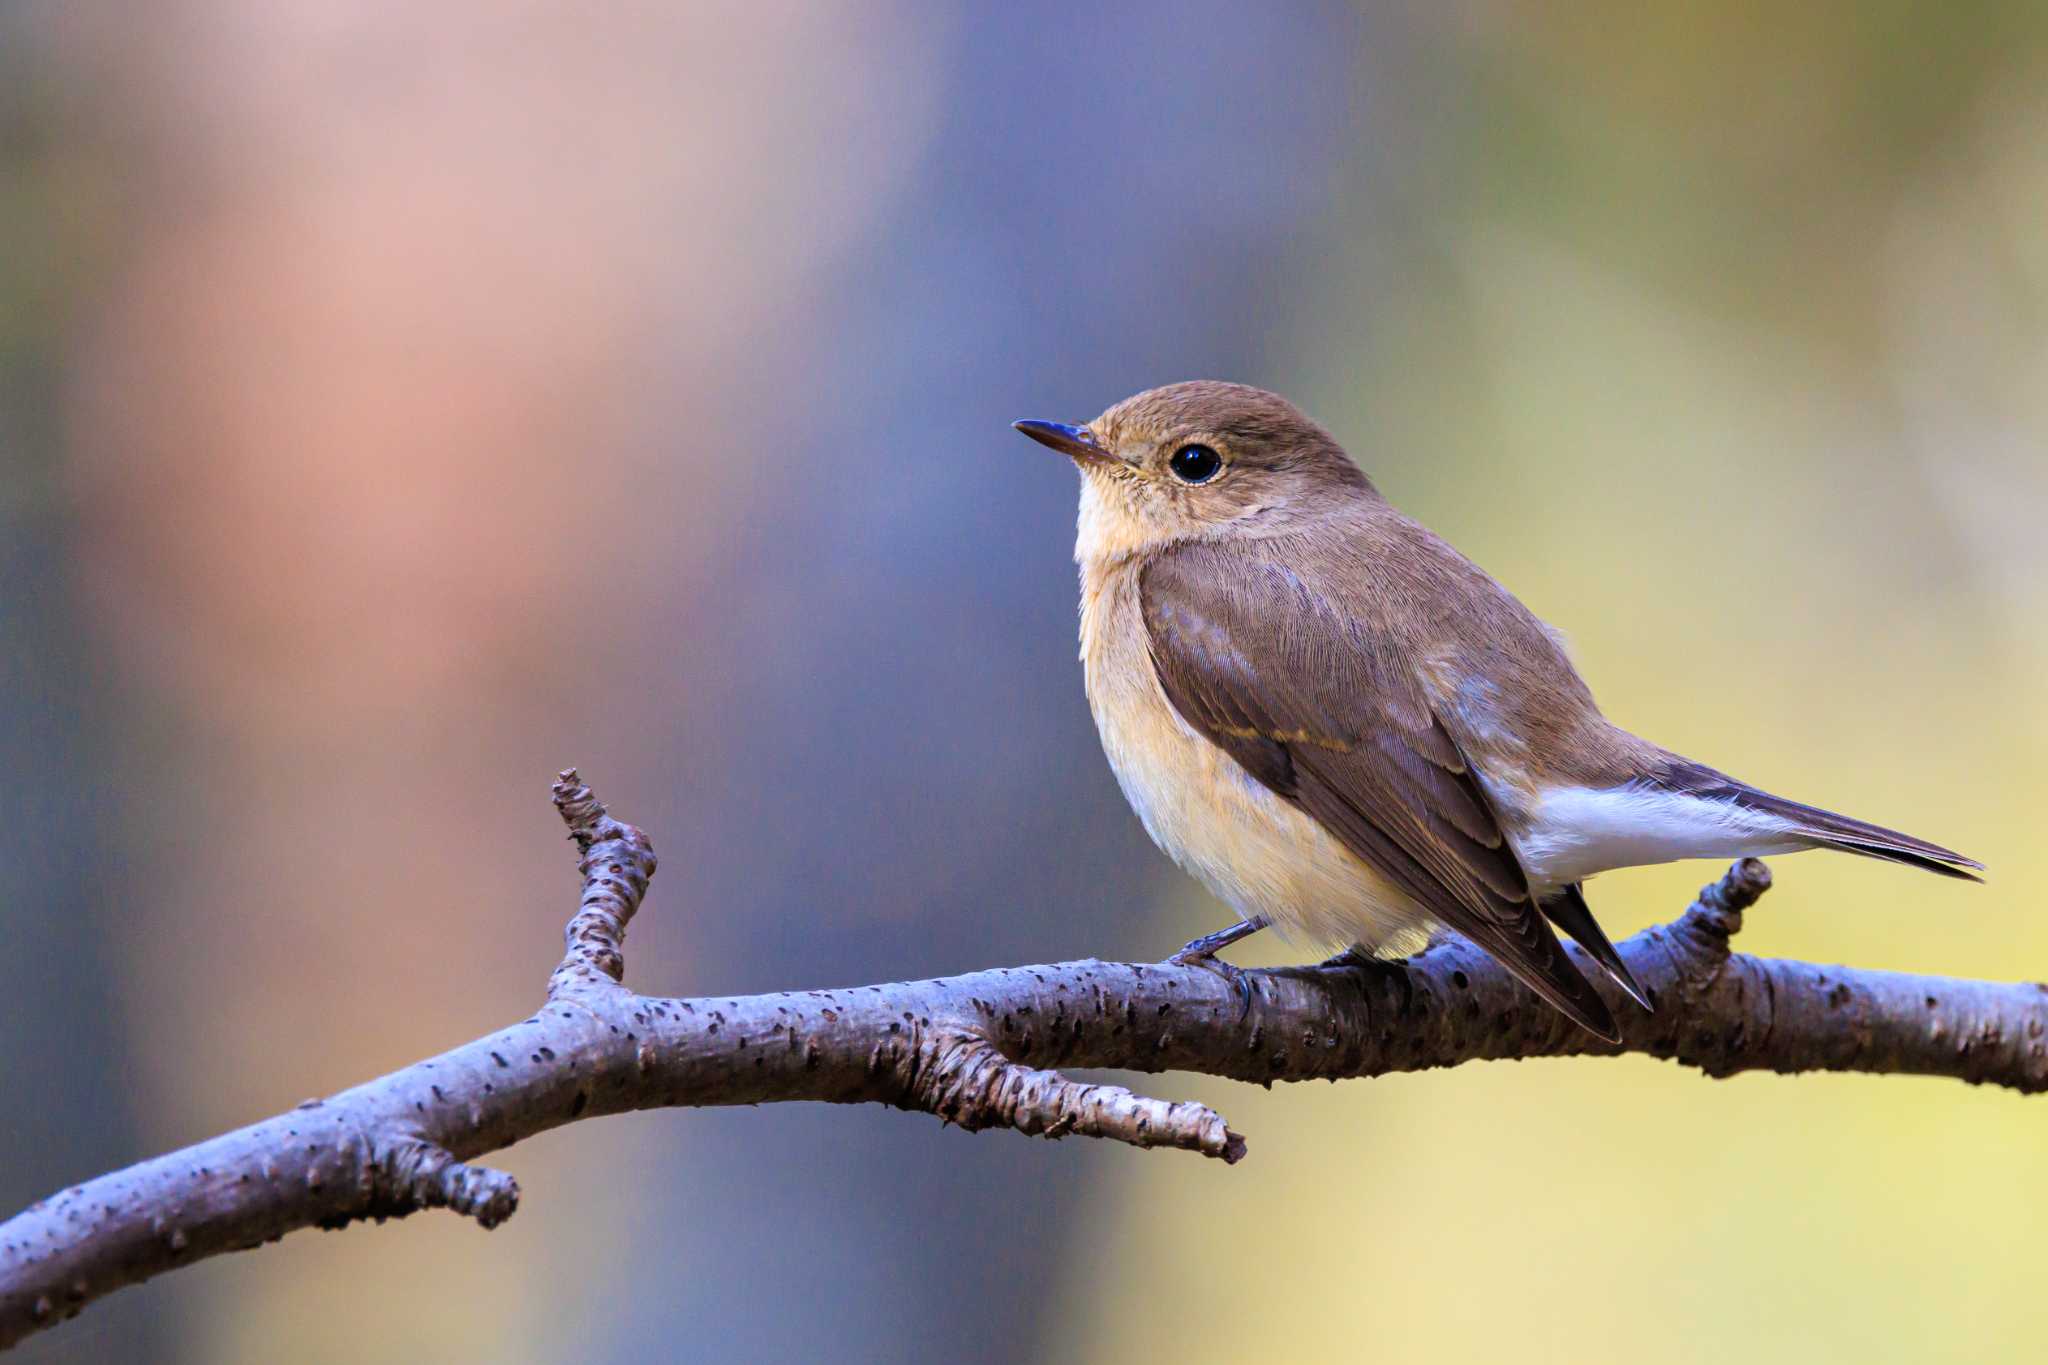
[{"xmin": 1014, "ymin": 381, "xmax": 1374, "ymax": 563}]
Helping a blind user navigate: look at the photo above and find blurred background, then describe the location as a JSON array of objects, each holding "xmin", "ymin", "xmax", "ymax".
[{"xmin": 3, "ymin": 2, "xmax": 2044, "ymax": 1361}]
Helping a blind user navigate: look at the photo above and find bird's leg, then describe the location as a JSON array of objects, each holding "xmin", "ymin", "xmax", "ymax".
[
  {"xmin": 1168, "ymin": 915, "xmax": 1269, "ymax": 1019},
  {"xmin": 1173, "ymin": 915, "xmax": 1270, "ymax": 961}
]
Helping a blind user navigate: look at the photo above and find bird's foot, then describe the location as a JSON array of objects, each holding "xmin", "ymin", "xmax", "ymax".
[
  {"xmin": 1318, "ymin": 943, "xmax": 1381, "ymax": 972},
  {"xmin": 1168, "ymin": 916, "xmax": 1269, "ymax": 1022},
  {"xmin": 1316, "ymin": 943, "xmax": 1420, "ymax": 1015},
  {"xmin": 1169, "ymin": 945, "xmax": 1256, "ymax": 1021}
]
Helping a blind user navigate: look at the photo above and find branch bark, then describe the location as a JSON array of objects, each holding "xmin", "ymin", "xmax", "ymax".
[{"xmin": 1, "ymin": 771, "xmax": 2039, "ymax": 1350}]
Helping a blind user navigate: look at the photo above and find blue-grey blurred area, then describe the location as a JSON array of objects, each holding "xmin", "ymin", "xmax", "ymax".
[{"xmin": 4, "ymin": 4, "xmax": 2046, "ymax": 1362}]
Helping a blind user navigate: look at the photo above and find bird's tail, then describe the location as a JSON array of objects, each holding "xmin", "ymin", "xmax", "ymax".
[{"xmin": 1656, "ymin": 760, "xmax": 1984, "ymax": 882}]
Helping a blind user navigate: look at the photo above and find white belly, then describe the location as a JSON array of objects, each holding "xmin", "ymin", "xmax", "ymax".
[{"xmin": 1079, "ymin": 560, "xmax": 1433, "ymax": 956}]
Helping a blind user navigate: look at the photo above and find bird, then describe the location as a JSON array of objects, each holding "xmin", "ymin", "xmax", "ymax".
[{"xmin": 1014, "ymin": 381, "xmax": 1981, "ymax": 1041}]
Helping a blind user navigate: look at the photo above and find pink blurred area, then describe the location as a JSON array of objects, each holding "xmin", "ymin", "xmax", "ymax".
[{"xmin": 55, "ymin": 0, "xmax": 938, "ymax": 1115}]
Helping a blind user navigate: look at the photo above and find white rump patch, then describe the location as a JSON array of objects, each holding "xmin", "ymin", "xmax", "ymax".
[{"xmin": 1515, "ymin": 785, "xmax": 1808, "ymax": 892}]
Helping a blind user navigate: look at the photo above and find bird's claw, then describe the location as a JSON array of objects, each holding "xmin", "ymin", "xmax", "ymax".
[
  {"xmin": 1318, "ymin": 944, "xmax": 1379, "ymax": 972},
  {"xmin": 1169, "ymin": 943, "xmax": 1257, "ymax": 1023}
]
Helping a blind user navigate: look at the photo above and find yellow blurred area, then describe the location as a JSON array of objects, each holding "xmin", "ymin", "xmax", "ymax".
[{"xmin": 2, "ymin": 2, "xmax": 2043, "ymax": 1361}]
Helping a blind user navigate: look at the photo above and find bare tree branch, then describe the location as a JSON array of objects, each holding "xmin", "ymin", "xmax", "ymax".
[{"xmin": 1, "ymin": 772, "xmax": 2039, "ymax": 1351}]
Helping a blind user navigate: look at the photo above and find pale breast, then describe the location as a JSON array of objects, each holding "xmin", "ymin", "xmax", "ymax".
[{"xmin": 1078, "ymin": 557, "xmax": 1432, "ymax": 956}]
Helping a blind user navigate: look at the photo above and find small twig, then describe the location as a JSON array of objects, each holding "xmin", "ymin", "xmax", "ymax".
[
  {"xmin": 0, "ymin": 779, "xmax": 2037, "ymax": 1352},
  {"xmin": 547, "ymin": 770, "xmax": 657, "ymax": 998}
]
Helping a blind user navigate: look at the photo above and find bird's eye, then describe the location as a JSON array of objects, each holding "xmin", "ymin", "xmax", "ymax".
[{"xmin": 1168, "ymin": 444, "xmax": 1222, "ymax": 484}]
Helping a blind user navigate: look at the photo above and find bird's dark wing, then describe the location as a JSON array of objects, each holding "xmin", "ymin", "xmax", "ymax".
[
  {"xmin": 1543, "ymin": 883, "xmax": 1649, "ymax": 1011},
  {"xmin": 1139, "ymin": 543, "xmax": 1620, "ymax": 1040}
]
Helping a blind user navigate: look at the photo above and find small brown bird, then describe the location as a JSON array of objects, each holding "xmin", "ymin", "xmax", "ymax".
[{"xmin": 1016, "ymin": 381, "xmax": 1981, "ymax": 1040}]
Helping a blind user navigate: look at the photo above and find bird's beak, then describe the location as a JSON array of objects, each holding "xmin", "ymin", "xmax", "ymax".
[{"xmin": 1013, "ymin": 419, "xmax": 1111, "ymax": 466}]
